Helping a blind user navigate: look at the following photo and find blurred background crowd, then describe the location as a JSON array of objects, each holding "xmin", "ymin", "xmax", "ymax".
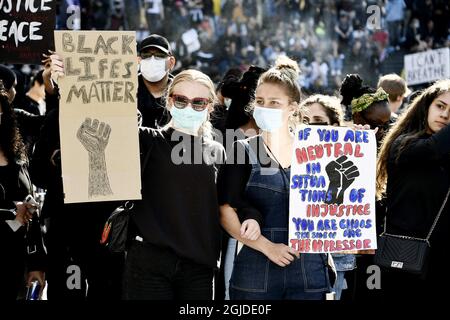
[{"xmin": 6, "ymin": 0, "xmax": 450, "ymax": 111}]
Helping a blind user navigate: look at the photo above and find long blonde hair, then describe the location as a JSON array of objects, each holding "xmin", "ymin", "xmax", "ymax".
[
  {"xmin": 165, "ymin": 69, "xmax": 218, "ymax": 140},
  {"xmin": 376, "ymin": 79, "xmax": 450, "ymax": 199}
]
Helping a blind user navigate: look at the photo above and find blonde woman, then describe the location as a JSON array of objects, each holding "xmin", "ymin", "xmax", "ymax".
[
  {"xmin": 123, "ymin": 70, "xmax": 225, "ymax": 300},
  {"xmin": 218, "ymin": 57, "xmax": 330, "ymax": 300}
]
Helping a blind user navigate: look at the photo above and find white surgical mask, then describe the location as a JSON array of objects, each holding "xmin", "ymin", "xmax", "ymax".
[
  {"xmin": 170, "ymin": 106, "xmax": 208, "ymax": 133},
  {"xmin": 253, "ymin": 106, "xmax": 283, "ymax": 132},
  {"xmin": 140, "ymin": 57, "xmax": 168, "ymax": 82}
]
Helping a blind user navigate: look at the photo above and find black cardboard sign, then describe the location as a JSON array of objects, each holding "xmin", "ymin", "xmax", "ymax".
[{"xmin": 0, "ymin": 0, "xmax": 56, "ymax": 64}]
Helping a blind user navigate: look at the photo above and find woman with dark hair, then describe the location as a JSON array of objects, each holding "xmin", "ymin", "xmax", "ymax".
[
  {"xmin": 376, "ymin": 79, "xmax": 450, "ymax": 301},
  {"xmin": 340, "ymin": 74, "xmax": 391, "ymax": 143},
  {"xmin": 0, "ymin": 65, "xmax": 46, "ymax": 300}
]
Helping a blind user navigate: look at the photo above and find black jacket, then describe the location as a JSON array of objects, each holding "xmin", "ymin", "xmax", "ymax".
[
  {"xmin": 137, "ymin": 74, "xmax": 173, "ymax": 128},
  {"xmin": 385, "ymin": 124, "xmax": 450, "ymax": 281},
  {"xmin": 0, "ymin": 159, "xmax": 46, "ymax": 272}
]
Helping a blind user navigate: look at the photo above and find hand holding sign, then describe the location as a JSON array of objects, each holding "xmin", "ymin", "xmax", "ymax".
[
  {"xmin": 77, "ymin": 118, "xmax": 113, "ymax": 198},
  {"xmin": 325, "ymin": 155, "xmax": 359, "ymax": 205},
  {"xmin": 42, "ymin": 50, "xmax": 64, "ymax": 88}
]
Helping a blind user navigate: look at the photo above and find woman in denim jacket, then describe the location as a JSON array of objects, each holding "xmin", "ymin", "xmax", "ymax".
[{"xmin": 218, "ymin": 57, "xmax": 330, "ymax": 300}]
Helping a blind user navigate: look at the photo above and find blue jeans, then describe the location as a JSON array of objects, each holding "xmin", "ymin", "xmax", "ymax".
[
  {"xmin": 331, "ymin": 254, "xmax": 356, "ymax": 300},
  {"xmin": 123, "ymin": 240, "xmax": 214, "ymax": 300},
  {"xmin": 224, "ymin": 237, "xmax": 237, "ymax": 300},
  {"xmin": 229, "ymin": 230, "xmax": 329, "ymax": 300}
]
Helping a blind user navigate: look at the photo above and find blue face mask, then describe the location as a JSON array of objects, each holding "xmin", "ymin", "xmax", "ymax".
[
  {"xmin": 253, "ymin": 106, "xmax": 283, "ymax": 132},
  {"xmin": 170, "ymin": 106, "xmax": 207, "ymax": 133}
]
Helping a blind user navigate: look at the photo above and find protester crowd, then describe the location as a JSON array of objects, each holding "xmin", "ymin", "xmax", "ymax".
[{"xmin": 1, "ymin": 0, "xmax": 450, "ymax": 302}]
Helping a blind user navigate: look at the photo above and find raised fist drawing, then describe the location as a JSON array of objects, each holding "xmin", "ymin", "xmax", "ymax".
[
  {"xmin": 77, "ymin": 118, "xmax": 111, "ymax": 154},
  {"xmin": 77, "ymin": 118, "xmax": 113, "ymax": 198},
  {"xmin": 325, "ymin": 155, "xmax": 359, "ymax": 204}
]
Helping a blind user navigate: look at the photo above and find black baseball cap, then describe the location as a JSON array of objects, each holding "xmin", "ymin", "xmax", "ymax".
[{"xmin": 139, "ymin": 34, "xmax": 172, "ymax": 56}]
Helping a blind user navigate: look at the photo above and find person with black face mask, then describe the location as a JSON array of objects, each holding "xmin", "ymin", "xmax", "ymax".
[{"xmin": 137, "ymin": 34, "xmax": 177, "ymax": 128}]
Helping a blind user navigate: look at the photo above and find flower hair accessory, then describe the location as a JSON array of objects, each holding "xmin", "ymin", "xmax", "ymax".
[{"xmin": 351, "ymin": 88, "xmax": 389, "ymax": 114}]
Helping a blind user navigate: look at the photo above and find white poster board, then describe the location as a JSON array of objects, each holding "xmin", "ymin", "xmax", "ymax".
[
  {"xmin": 55, "ymin": 30, "xmax": 141, "ymax": 203},
  {"xmin": 181, "ymin": 28, "xmax": 200, "ymax": 54},
  {"xmin": 404, "ymin": 47, "xmax": 450, "ymax": 86},
  {"xmin": 289, "ymin": 126, "xmax": 377, "ymax": 253}
]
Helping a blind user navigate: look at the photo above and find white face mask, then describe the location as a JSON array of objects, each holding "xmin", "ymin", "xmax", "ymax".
[
  {"xmin": 170, "ymin": 106, "xmax": 208, "ymax": 133},
  {"xmin": 140, "ymin": 57, "xmax": 168, "ymax": 82},
  {"xmin": 253, "ymin": 106, "xmax": 284, "ymax": 132}
]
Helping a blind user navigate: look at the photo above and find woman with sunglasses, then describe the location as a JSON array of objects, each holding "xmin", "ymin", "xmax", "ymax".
[
  {"xmin": 340, "ymin": 74, "xmax": 391, "ymax": 143},
  {"xmin": 218, "ymin": 56, "xmax": 330, "ymax": 300},
  {"xmin": 376, "ymin": 80, "xmax": 450, "ymax": 301},
  {"xmin": 123, "ymin": 69, "xmax": 225, "ymax": 300}
]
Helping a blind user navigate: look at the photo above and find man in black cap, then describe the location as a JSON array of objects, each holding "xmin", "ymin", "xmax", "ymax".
[{"xmin": 137, "ymin": 34, "xmax": 176, "ymax": 128}]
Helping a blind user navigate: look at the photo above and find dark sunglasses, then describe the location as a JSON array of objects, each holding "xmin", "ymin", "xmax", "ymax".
[
  {"xmin": 170, "ymin": 94, "xmax": 210, "ymax": 111},
  {"xmin": 141, "ymin": 52, "xmax": 168, "ymax": 59}
]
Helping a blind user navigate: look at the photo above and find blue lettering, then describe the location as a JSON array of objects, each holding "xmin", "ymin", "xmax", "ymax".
[
  {"xmin": 299, "ymin": 190, "xmax": 308, "ymax": 201},
  {"xmin": 298, "ymin": 128, "xmax": 311, "ymax": 141},
  {"xmin": 349, "ymin": 188, "xmax": 366, "ymax": 203},
  {"xmin": 291, "ymin": 175, "xmax": 300, "ymax": 189},
  {"xmin": 344, "ymin": 129, "xmax": 355, "ymax": 142},
  {"xmin": 312, "ymin": 162, "xmax": 321, "ymax": 174},
  {"xmin": 344, "ymin": 130, "xmax": 370, "ymax": 143},
  {"xmin": 292, "ymin": 218, "xmax": 302, "ymax": 231},
  {"xmin": 331, "ymin": 130, "xmax": 339, "ymax": 142},
  {"xmin": 312, "ymin": 190, "xmax": 318, "ymax": 202},
  {"xmin": 343, "ymin": 229, "xmax": 363, "ymax": 238},
  {"xmin": 318, "ymin": 129, "xmax": 339, "ymax": 142}
]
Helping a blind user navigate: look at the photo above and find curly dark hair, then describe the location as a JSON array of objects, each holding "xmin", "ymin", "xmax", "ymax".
[{"xmin": 0, "ymin": 82, "xmax": 26, "ymax": 163}]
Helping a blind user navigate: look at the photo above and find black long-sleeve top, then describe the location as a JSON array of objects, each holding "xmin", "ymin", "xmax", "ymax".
[
  {"xmin": 137, "ymin": 75, "xmax": 172, "ymax": 128},
  {"xmin": 132, "ymin": 127, "xmax": 225, "ymax": 268},
  {"xmin": 0, "ymin": 160, "xmax": 46, "ymax": 272},
  {"xmin": 385, "ymin": 124, "xmax": 450, "ymax": 249}
]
